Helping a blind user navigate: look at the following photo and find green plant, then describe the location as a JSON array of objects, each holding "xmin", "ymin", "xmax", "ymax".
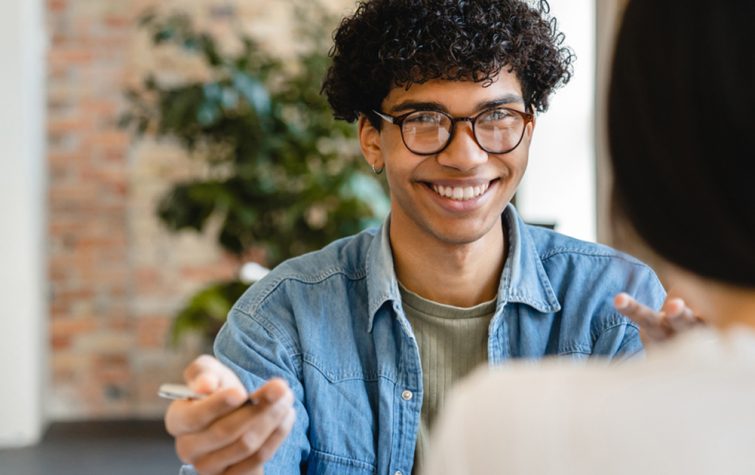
[{"xmin": 121, "ymin": 4, "xmax": 389, "ymax": 345}]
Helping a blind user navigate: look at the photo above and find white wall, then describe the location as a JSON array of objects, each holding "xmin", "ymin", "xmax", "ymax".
[
  {"xmin": 0, "ymin": 0, "xmax": 48, "ymax": 447},
  {"xmin": 517, "ymin": 0, "xmax": 596, "ymax": 242}
]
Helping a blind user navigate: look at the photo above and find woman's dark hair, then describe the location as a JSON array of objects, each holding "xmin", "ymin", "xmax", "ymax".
[
  {"xmin": 322, "ymin": 0, "xmax": 574, "ymax": 125},
  {"xmin": 609, "ymin": 0, "xmax": 755, "ymax": 287}
]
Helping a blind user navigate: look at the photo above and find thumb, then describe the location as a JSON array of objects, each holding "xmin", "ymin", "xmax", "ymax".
[
  {"xmin": 183, "ymin": 355, "xmax": 244, "ymax": 395},
  {"xmin": 189, "ymin": 371, "xmax": 222, "ymax": 395}
]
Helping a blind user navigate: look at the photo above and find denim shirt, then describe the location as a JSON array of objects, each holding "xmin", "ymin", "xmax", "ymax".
[{"xmin": 180, "ymin": 205, "xmax": 665, "ymax": 475}]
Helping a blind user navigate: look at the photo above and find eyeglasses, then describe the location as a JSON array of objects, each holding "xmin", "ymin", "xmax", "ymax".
[{"xmin": 372, "ymin": 107, "xmax": 534, "ymax": 156}]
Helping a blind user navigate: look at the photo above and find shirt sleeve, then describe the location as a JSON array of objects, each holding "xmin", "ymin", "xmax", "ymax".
[
  {"xmin": 212, "ymin": 302, "xmax": 310, "ymax": 474},
  {"xmin": 592, "ymin": 316, "xmax": 643, "ymax": 359},
  {"xmin": 593, "ymin": 263, "xmax": 667, "ymax": 360}
]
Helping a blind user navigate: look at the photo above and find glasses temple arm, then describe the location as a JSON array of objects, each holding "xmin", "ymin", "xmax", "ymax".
[{"xmin": 371, "ymin": 110, "xmax": 395, "ymax": 124}]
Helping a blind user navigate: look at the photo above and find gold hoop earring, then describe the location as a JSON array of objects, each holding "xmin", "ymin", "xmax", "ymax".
[{"xmin": 371, "ymin": 164, "xmax": 384, "ymax": 175}]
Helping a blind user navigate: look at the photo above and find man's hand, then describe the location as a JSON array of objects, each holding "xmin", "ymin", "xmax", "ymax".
[
  {"xmin": 614, "ymin": 292, "xmax": 704, "ymax": 343},
  {"xmin": 165, "ymin": 355, "xmax": 296, "ymax": 475}
]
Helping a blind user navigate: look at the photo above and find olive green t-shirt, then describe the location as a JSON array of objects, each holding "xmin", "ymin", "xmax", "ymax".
[{"xmin": 399, "ymin": 284, "xmax": 497, "ymax": 473}]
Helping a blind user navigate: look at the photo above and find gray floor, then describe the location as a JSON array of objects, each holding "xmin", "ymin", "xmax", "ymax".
[{"xmin": 0, "ymin": 420, "xmax": 182, "ymax": 475}]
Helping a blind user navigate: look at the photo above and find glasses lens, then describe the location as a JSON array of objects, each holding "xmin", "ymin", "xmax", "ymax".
[
  {"xmin": 475, "ymin": 108, "xmax": 525, "ymax": 153},
  {"xmin": 401, "ymin": 111, "xmax": 451, "ymax": 154}
]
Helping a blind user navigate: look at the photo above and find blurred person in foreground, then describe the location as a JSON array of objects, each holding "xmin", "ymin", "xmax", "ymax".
[
  {"xmin": 163, "ymin": 0, "xmax": 698, "ymax": 473},
  {"xmin": 424, "ymin": 0, "xmax": 755, "ymax": 474}
]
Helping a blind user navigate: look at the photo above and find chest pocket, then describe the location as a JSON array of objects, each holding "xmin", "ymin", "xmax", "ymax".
[
  {"xmin": 306, "ymin": 449, "xmax": 377, "ymax": 475},
  {"xmin": 302, "ymin": 354, "xmax": 384, "ymax": 472}
]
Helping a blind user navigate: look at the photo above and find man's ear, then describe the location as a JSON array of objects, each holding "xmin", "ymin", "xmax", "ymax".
[
  {"xmin": 525, "ymin": 113, "xmax": 536, "ymax": 142},
  {"xmin": 358, "ymin": 114, "xmax": 384, "ymax": 171}
]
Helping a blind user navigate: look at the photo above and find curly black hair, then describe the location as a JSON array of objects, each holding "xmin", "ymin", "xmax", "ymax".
[{"xmin": 322, "ymin": 0, "xmax": 574, "ymax": 124}]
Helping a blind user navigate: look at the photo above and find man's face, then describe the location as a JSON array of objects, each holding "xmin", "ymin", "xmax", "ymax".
[{"xmin": 359, "ymin": 70, "xmax": 534, "ymax": 247}]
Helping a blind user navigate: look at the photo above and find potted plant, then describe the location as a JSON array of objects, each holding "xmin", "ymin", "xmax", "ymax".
[{"xmin": 121, "ymin": 4, "xmax": 389, "ymax": 346}]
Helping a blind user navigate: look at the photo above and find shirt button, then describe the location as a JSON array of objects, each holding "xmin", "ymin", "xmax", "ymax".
[
  {"xmin": 394, "ymin": 471, "xmax": 403, "ymax": 475},
  {"xmin": 401, "ymin": 390, "xmax": 413, "ymax": 401}
]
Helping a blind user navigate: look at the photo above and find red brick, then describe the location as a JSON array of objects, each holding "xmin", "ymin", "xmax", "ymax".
[
  {"xmin": 49, "ymin": 47, "xmax": 95, "ymax": 64},
  {"xmin": 46, "ymin": 0, "xmax": 269, "ymax": 419},
  {"xmin": 136, "ymin": 317, "xmax": 172, "ymax": 349},
  {"xmin": 104, "ymin": 16, "xmax": 130, "ymax": 29},
  {"xmin": 47, "ymin": 0, "xmax": 67, "ymax": 12}
]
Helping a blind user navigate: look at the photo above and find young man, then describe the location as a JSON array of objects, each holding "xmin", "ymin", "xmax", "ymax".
[{"xmin": 166, "ymin": 1, "xmax": 674, "ymax": 474}]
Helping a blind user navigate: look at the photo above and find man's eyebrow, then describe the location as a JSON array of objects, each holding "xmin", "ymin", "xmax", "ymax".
[
  {"xmin": 475, "ymin": 95, "xmax": 525, "ymax": 110},
  {"xmin": 389, "ymin": 94, "xmax": 525, "ymax": 114},
  {"xmin": 389, "ymin": 101, "xmax": 445, "ymax": 114}
]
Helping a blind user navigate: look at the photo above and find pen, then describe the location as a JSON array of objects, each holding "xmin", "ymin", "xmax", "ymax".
[
  {"xmin": 158, "ymin": 383, "xmax": 207, "ymax": 401},
  {"xmin": 158, "ymin": 383, "xmax": 258, "ymax": 405}
]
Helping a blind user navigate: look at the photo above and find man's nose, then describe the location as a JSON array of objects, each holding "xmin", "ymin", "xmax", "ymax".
[{"xmin": 436, "ymin": 121, "xmax": 488, "ymax": 171}]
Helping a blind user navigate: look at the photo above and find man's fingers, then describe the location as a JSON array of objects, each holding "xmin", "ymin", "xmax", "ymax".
[
  {"xmin": 614, "ymin": 292, "xmax": 662, "ymax": 327},
  {"xmin": 190, "ymin": 387, "xmax": 293, "ymax": 459},
  {"xmin": 192, "ymin": 395, "xmax": 295, "ymax": 474},
  {"xmin": 251, "ymin": 378, "xmax": 291, "ymax": 404},
  {"xmin": 164, "ymin": 365, "xmax": 295, "ymax": 474},
  {"xmin": 166, "ymin": 386, "xmax": 249, "ymax": 436},
  {"xmin": 661, "ymin": 298, "xmax": 686, "ymax": 318},
  {"xmin": 183, "ymin": 386, "xmax": 294, "ymax": 474},
  {"xmin": 617, "ymin": 293, "xmax": 704, "ymax": 344},
  {"xmin": 174, "ymin": 400, "xmax": 256, "ymax": 466},
  {"xmin": 252, "ymin": 406, "xmax": 297, "ymax": 465},
  {"xmin": 221, "ymin": 408, "xmax": 297, "ymax": 475},
  {"xmin": 663, "ymin": 298, "xmax": 703, "ymax": 332},
  {"xmin": 224, "ymin": 466, "xmax": 263, "ymax": 475}
]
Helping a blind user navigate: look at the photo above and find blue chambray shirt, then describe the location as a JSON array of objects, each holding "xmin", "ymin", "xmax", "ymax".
[{"xmin": 180, "ymin": 205, "xmax": 665, "ymax": 475}]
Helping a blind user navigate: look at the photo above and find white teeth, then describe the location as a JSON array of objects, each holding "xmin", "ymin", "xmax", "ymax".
[{"xmin": 431, "ymin": 182, "xmax": 490, "ymax": 201}]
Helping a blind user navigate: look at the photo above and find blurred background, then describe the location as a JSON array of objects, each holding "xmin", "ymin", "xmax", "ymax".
[{"xmin": 0, "ymin": 0, "xmax": 627, "ymax": 472}]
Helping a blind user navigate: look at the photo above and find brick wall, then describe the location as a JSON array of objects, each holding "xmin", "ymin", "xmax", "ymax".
[{"xmin": 46, "ymin": 0, "xmax": 351, "ymax": 419}]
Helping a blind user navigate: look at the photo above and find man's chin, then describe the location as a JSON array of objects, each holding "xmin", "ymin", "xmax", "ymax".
[{"xmin": 426, "ymin": 218, "xmax": 503, "ymax": 247}]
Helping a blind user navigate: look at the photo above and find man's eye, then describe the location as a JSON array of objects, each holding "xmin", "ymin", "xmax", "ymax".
[
  {"xmin": 486, "ymin": 109, "xmax": 514, "ymax": 121},
  {"xmin": 406, "ymin": 112, "xmax": 442, "ymax": 124}
]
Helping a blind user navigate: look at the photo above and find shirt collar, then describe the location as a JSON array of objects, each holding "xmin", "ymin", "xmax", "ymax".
[
  {"xmin": 364, "ymin": 205, "xmax": 561, "ymax": 332},
  {"xmin": 365, "ymin": 216, "xmax": 401, "ymax": 332},
  {"xmin": 498, "ymin": 204, "xmax": 561, "ymax": 314}
]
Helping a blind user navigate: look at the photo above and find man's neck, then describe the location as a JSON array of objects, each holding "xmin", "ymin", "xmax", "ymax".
[{"xmin": 389, "ymin": 217, "xmax": 507, "ymax": 308}]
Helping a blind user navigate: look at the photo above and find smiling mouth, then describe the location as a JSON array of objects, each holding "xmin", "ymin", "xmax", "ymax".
[{"xmin": 429, "ymin": 180, "xmax": 496, "ymax": 201}]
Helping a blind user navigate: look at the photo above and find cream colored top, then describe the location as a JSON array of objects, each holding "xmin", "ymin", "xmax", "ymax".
[{"xmin": 424, "ymin": 327, "xmax": 755, "ymax": 475}]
